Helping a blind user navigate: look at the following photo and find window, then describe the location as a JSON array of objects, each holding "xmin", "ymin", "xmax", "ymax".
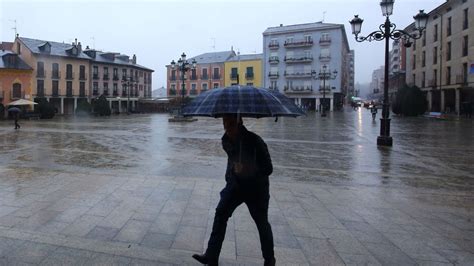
[
  {"xmin": 447, "ymin": 17, "xmax": 452, "ymax": 36},
  {"xmin": 104, "ymin": 83, "xmax": 109, "ymax": 94},
  {"xmin": 422, "ymin": 34, "xmax": 426, "ymax": 46},
  {"xmin": 93, "ymin": 66, "xmax": 98, "ymax": 79},
  {"xmin": 113, "ymin": 83, "xmax": 118, "ymax": 94},
  {"xmin": 304, "ymin": 34, "xmax": 312, "ymax": 43},
  {"xmin": 103, "ymin": 67, "xmax": 109, "ymax": 79},
  {"xmin": 434, "ymin": 69, "xmax": 438, "ymax": 87},
  {"xmin": 191, "ymin": 69, "xmax": 197, "ymax": 80},
  {"xmin": 37, "ymin": 80, "xmax": 44, "ymax": 96},
  {"xmin": 213, "ymin": 68, "xmax": 220, "ymax": 79},
  {"xmin": 412, "ymin": 74, "xmax": 416, "ymax": 86},
  {"xmin": 122, "ymin": 69, "xmax": 127, "ymax": 79},
  {"xmin": 230, "ymin": 67, "xmax": 238, "ymax": 79},
  {"xmin": 433, "ymin": 47, "xmax": 438, "ymax": 64},
  {"xmin": 434, "ymin": 24, "xmax": 438, "ymax": 42},
  {"xmin": 270, "ymin": 81, "xmax": 277, "ymax": 90},
  {"xmin": 171, "ymin": 70, "xmax": 176, "ymax": 80},
  {"xmin": 66, "ymin": 64, "xmax": 73, "ymax": 79},
  {"xmin": 93, "ymin": 82, "xmax": 98, "ymax": 95},
  {"xmin": 412, "ymin": 55, "xmax": 416, "ymax": 70},
  {"xmin": 213, "ymin": 83, "xmax": 219, "ymax": 88},
  {"xmin": 285, "ymin": 36, "xmax": 294, "ymax": 44},
  {"xmin": 202, "ymin": 83, "xmax": 208, "ymax": 91},
  {"xmin": 37, "ymin": 61, "xmax": 45, "ymax": 77},
  {"xmin": 52, "ymin": 80, "xmax": 59, "ymax": 96},
  {"xmin": 191, "ymin": 83, "xmax": 196, "ymax": 91},
  {"xmin": 422, "ymin": 51, "xmax": 426, "ymax": 67},
  {"xmin": 246, "ymin": 67, "xmax": 254, "ymax": 79},
  {"xmin": 463, "ymin": 36, "xmax": 468, "ymax": 57},
  {"xmin": 12, "ymin": 83, "xmax": 21, "ymax": 98},
  {"xmin": 447, "ymin": 41, "xmax": 451, "ymax": 61},
  {"xmin": 202, "ymin": 68, "xmax": 208, "ymax": 79},
  {"xmin": 446, "ymin": 66, "xmax": 451, "ymax": 85},
  {"xmin": 463, "ymin": 9, "xmax": 468, "ymax": 30},
  {"xmin": 463, "ymin": 63, "xmax": 468, "ymax": 84},
  {"xmin": 79, "ymin": 65, "xmax": 85, "ymax": 80},
  {"xmin": 113, "ymin": 68, "xmax": 118, "ymax": 80},
  {"xmin": 422, "ymin": 72, "xmax": 425, "ymax": 87},
  {"xmin": 413, "ymin": 39, "xmax": 416, "ymax": 51},
  {"xmin": 66, "ymin": 81, "xmax": 73, "ymax": 96},
  {"xmin": 80, "ymin": 82, "xmax": 85, "ymax": 96},
  {"xmin": 52, "ymin": 63, "xmax": 59, "ymax": 78}
]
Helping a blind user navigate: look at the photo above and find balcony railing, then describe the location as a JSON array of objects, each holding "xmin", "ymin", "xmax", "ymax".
[
  {"xmin": 93, "ymin": 90, "xmax": 99, "ymax": 96},
  {"xmin": 201, "ymin": 75, "xmax": 209, "ymax": 80},
  {"xmin": 79, "ymin": 74, "xmax": 87, "ymax": 80},
  {"xmin": 269, "ymin": 56, "xmax": 279, "ymax": 64},
  {"xmin": 103, "ymin": 74, "xmax": 109, "ymax": 80},
  {"xmin": 79, "ymin": 89, "xmax": 86, "ymax": 97},
  {"xmin": 113, "ymin": 91, "xmax": 119, "ymax": 96},
  {"xmin": 11, "ymin": 91, "xmax": 24, "ymax": 99},
  {"xmin": 213, "ymin": 74, "xmax": 221, "ymax": 80},
  {"xmin": 169, "ymin": 89, "xmax": 176, "ymax": 96},
  {"xmin": 51, "ymin": 71, "xmax": 61, "ymax": 79},
  {"xmin": 283, "ymin": 85, "xmax": 313, "ymax": 94},
  {"xmin": 36, "ymin": 70, "xmax": 46, "ymax": 78},
  {"xmin": 319, "ymin": 55, "xmax": 331, "ymax": 61},
  {"xmin": 103, "ymin": 90, "xmax": 109, "ymax": 96},
  {"xmin": 113, "ymin": 75, "xmax": 120, "ymax": 81},
  {"xmin": 65, "ymin": 72, "xmax": 74, "ymax": 80},
  {"xmin": 190, "ymin": 89, "xmax": 198, "ymax": 96},
  {"xmin": 268, "ymin": 72, "xmax": 279, "ymax": 79},
  {"xmin": 284, "ymin": 71, "xmax": 312, "ymax": 78},
  {"xmin": 190, "ymin": 75, "xmax": 198, "ymax": 80},
  {"xmin": 319, "ymin": 37, "xmax": 331, "ymax": 45},
  {"xmin": 170, "ymin": 76, "xmax": 177, "ymax": 81},
  {"xmin": 284, "ymin": 56, "xmax": 313, "ymax": 64},
  {"xmin": 319, "ymin": 85, "xmax": 331, "ymax": 92},
  {"xmin": 456, "ymin": 74, "xmax": 467, "ymax": 85},
  {"xmin": 230, "ymin": 74, "xmax": 238, "ymax": 80},
  {"xmin": 284, "ymin": 39, "xmax": 313, "ymax": 48},
  {"xmin": 66, "ymin": 89, "xmax": 73, "ymax": 97},
  {"xmin": 245, "ymin": 73, "xmax": 254, "ymax": 80},
  {"xmin": 93, "ymin": 74, "xmax": 99, "ymax": 80},
  {"xmin": 268, "ymin": 43, "xmax": 279, "ymax": 49},
  {"xmin": 36, "ymin": 90, "xmax": 45, "ymax": 97}
]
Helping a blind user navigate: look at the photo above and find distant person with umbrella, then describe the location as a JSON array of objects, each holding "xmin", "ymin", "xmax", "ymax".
[
  {"xmin": 185, "ymin": 85, "xmax": 305, "ymax": 266},
  {"xmin": 8, "ymin": 107, "xmax": 21, "ymax": 129}
]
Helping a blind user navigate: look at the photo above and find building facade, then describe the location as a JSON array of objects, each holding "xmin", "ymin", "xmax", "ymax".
[
  {"xmin": 84, "ymin": 48, "xmax": 153, "ymax": 114},
  {"xmin": 262, "ymin": 22, "xmax": 352, "ymax": 111},
  {"xmin": 406, "ymin": 0, "xmax": 473, "ymax": 114},
  {"xmin": 224, "ymin": 54, "xmax": 263, "ymax": 87},
  {"xmin": 0, "ymin": 51, "xmax": 33, "ymax": 116},
  {"xmin": 166, "ymin": 51, "xmax": 235, "ymax": 97}
]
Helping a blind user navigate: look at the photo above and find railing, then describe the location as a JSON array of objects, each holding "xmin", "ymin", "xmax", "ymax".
[
  {"xmin": 36, "ymin": 90, "xmax": 45, "ymax": 97},
  {"xmin": 284, "ymin": 39, "xmax": 313, "ymax": 48},
  {"xmin": 93, "ymin": 74, "xmax": 99, "ymax": 80},
  {"xmin": 65, "ymin": 72, "xmax": 74, "ymax": 80},
  {"xmin": 284, "ymin": 71, "xmax": 312, "ymax": 78},
  {"xmin": 230, "ymin": 74, "xmax": 238, "ymax": 80},
  {"xmin": 113, "ymin": 75, "xmax": 120, "ymax": 81},
  {"xmin": 79, "ymin": 74, "xmax": 87, "ymax": 80},
  {"xmin": 51, "ymin": 71, "xmax": 61, "ymax": 79},
  {"xmin": 103, "ymin": 90, "xmax": 109, "ymax": 96},
  {"xmin": 283, "ymin": 86, "xmax": 313, "ymax": 94},
  {"xmin": 190, "ymin": 89, "xmax": 198, "ymax": 96},
  {"xmin": 201, "ymin": 75, "xmax": 208, "ymax": 80},
  {"xmin": 93, "ymin": 90, "xmax": 99, "ymax": 96},
  {"xmin": 213, "ymin": 74, "xmax": 221, "ymax": 80},
  {"xmin": 103, "ymin": 74, "xmax": 109, "ymax": 80},
  {"xmin": 319, "ymin": 85, "xmax": 331, "ymax": 92},
  {"xmin": 113, "ymin": 91, "xmax": 119, "ymax": 96},
  {"xmin": 245, "ymin": 73, "xmax": 254, "ymax": 80},
  {"xmin": 268, "ymin": 72, "xmax": 279, "ymax": 78},
  {"xmin": 268, "ymin": 43, "xmax": 279, "ymax": 49},
  {"xmin": 66, "ymin": 89, "xmax": 73, "ymax": 97},
  {"xmin": 170, "ymin": 76, "xmax": 177, "ymax": 81},
  {"xmin": 269, "ymin": 56, "xmax": 279, "ymax": 64},
  {"xmin": 36, "ymin": 70, "xmax": 46, "ymax": 78},
  {"xmin": 284, "ymin": 56, "xmax": 313, "ymax": 63},
  {"xmin": 319, "ymin": 55, "xmax": 331, "ymax": 61},
  {"xmin": 456, "ymin": 74, "xmax": 467, "ymax": 85},
  {"xmin": 190, "ymin": 75, "xmax": 198, "ymax": 80},
  {"xmin": 11, "ymin": 91, "xmax": 24, "ymax": 99},
  {"xmin": 319, "ymin": 37, "xmax": 331, "ymax": 45},
  {"xmin": 79, "ymin": 89, "xmax": 86, "ymax": 97}
]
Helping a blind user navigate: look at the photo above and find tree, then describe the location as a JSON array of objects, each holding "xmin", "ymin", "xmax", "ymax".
[
  {"xmin": 392, "ymin": 85, "xmax": 427, "ymax": 116},
  {"xmin": 92, "ymin": 95, "xmax": 111, "ymax": 116},
  {"xmin": 35, "ymin": 98, "xmax": 56, "ymax": 119}
]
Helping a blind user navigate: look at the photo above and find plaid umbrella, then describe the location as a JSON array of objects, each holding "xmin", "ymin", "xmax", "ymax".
[{"xmin": 183, "ymin": 85, "xmax": 305, "ymax": 118}]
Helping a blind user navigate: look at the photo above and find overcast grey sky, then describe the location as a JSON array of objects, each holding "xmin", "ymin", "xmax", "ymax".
[{"xmin": 1, "ymin": 0, "xmax": 445, "ymax": 88}]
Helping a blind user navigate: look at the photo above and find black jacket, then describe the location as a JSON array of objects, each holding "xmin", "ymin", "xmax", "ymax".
[{"xmin": 222, "ymin": 125, "xmax": 273, "ymax": 187}]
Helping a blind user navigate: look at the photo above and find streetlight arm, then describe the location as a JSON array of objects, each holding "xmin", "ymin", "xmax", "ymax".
[{"xmin": 354, "ymin": 21, "xmax": 424, "ymax": 42}]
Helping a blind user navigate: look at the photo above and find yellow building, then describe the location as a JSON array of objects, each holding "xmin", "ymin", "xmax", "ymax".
[{"xmin": 224, "ymin": 54, "xmax": 263, "ymax": 87}]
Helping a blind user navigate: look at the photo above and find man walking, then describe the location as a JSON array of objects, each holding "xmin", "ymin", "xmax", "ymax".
[{"xmin": 193, "ymin": 114, "xmax": 275, "ymax": 266}]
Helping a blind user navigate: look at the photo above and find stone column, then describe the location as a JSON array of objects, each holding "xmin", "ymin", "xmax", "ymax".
[
  {"xmin": 330, "ymin": 98, "xmax": 334, "ymax": 111},
  {"xmin": 455, "ymin": 88, "xmax": 460, "ymax": 115},
  {"xmin": 440, "ymin": 90, "xmax": 445, "ymax": 112},
  {"xmin": 74, "ymin": 98, "xmax": 77, "ymax": 114},
  {"xmin": 316, "ymin": 98, "xmax": 320, "ymax": 112},
  {"xmin": 118, "ymin": 100, "xmax": 122, "ymax": 113},
  {"xmin": 60, "ymin": 98, "xmax": 64, "ymax": 114},
  {"xmin": 427, "ymin": 90, "xmax": 432, "ymax": 112}
]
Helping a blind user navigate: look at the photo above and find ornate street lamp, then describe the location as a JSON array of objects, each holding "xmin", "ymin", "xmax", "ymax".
[
  {"xmin": 349, "ymin": 1, "xmax": 428, "ymax": 146},
  {"xmin": 170, "ymin": 52, "xmax": 197, "ymax": 116},
  {"xmin": 311, "ymin": 65, "xmax": 338, "ymax": 117},
  {"xmin": 121, "ymin": 75, "xmax": 136, "ymax": 114}
]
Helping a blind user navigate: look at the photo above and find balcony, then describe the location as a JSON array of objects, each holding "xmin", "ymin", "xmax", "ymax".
[
  {"xmin": 170, "ymin": 76, "xmax": 177, "ymax": 81},
  {"xmin": 103, "ymin": 74, "xmax": 109, "ymax": 80},
  {"xmin": 284, "ymin": 39, "xmax": 313, "ymax": 48},
  {"xmin": 212, "ymin": 74, "xmax": 221, "ymax": 80},
  {"xmin": 319, "ymin": 55, "xmax": 331, "ymax": 62},
  {"xmin": 190, "ymin": 89, "xmax": 198, "ymax": 96},
  {"xmin": 319, "ymin": 37, "xmax": 331, "ymax": 45},
  {"xmin": 93, "ymin": 90, "xmax": 99, "ymax": 96},
  {"xmin": 11, "ymin": 91, "xmax": 24, "ymax": 100},
  {"xmin": 201, "ymin": 75, "xmax": 209, "ymax": 80},
  {"xmin": 93, "ymin": 74, "xmax": 99, "ymax": 80},
  {"xmin": 36, "ymin": 90, "xmax": 45, "ymax": 97},
  {"xmin": 268, "ymin": 43, "xmax": 279, "ymax": 49},
  {"xmin": 65, "ymin": 72, "xmax": 74, "ymax": 80},
  {"xmin": 456, "ymin": 74, "xmax": 467, "ymax": 85},
  {"xmin": 79, "ymin": 74, "xmax": 87, "ymax": 81},
  {"xmin": 79, "ymin": 89, "xmax": 86, "ymax": 97},
  {"xmin": 113, "ymin": 91, "xmax": 119, "ymax": 96},
  {"xmin": 268, "ymin": 72, "xmax": 279, "ymax": 79},
  {"xmin": 51, "ymin": 71, "xmax": 61, "ymax": 79},
  {"xmin": 122, "ymin": 91, "xmax": 128, "ymax": 97},
  {"xmin": 103, "ymin": 90, "xmax": 109, "ymax": 96},
  {"xmin": 36, "ymin": 70, "xmax": 46, "ymax": 78},
  {"xmin": 245, "ymin": 73, "xmax": 254, "ymax": 80},
  {"xmin": 113, "ymin": 75, "xmax": 120, "ymax": 81},
  {"xmin": 66, "ymin": 89, "xmax": 73, "ymax": 97},
  {"xmin": 190, "ymin": 75, "xmax": 198, "ymax": 81},
  {"xmin": 284, "ymin": 71, "xmax": 312, "ymax": 79},
  {"xmin": 284, "ymin": 56, "xmax": 313, "ymax": 64},
  {"xmin": 230, "ymin": 74, "xmax": 238, "ymax": 81},
  {"xmin": 319, "ymin": 85, "xmax": 332, "ymax": 93},
  {"xmin": 269, "ymin": 56, "xmax": 279, "ymax": 64},
  {"xmin": 283, "ymin": 85, "xmax": 313, "ymax": 94}
]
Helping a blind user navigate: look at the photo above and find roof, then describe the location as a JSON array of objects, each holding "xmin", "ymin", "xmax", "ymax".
[
  {"xmin": 189, "ymin": 50, "xmax": 236, "ymax": 64},
  {"xmin": 88, "ymin": 50, "xmax": 154, "ymax": 72},
  {"xmin": 0, "ymin": 50, "xmax": 33, "ymax": 70},
  {"xmin": 18, "ymin": 37, "xmax": 90, "ymax": 60},
  {"xmin": 227, "ymin": 53, "xmax": 263, "ymax": 62},
  {"xmin": 263, "ymin": 22, "xmax": 345, "ymax": 35}
]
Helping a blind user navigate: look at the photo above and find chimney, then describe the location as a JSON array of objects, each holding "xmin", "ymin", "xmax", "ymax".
[
  {"xmin": 280, "ymin": 24, "xmax": 283, "ymax": 27},
  {"xmin": 77, "ymin": 42, "xmax": 82, "ymax": 52},
  {"xmin": 132, "ymin": 54, "xmax": 137, "ymax": 64}
]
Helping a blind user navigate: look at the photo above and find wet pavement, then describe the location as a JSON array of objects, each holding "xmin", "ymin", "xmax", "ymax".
[{"xmin": 0, "ymin": 109, "xmax": 473, "ymax": 265}]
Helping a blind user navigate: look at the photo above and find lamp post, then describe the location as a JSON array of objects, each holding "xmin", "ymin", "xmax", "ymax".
[
  {"xmin": 170, "ymin": 52, "xmax": 197, "ymax": 116},
  {"xmin": 350, "ymin": 0, "xmax": 428, "ymax": 146},
  {"xmin": 311, "ymin": 65, "xmax": 338, "ymax": 117},
  {"xmin": 121, "ymin": 76, "xmax": 135, "ymax": 114}
]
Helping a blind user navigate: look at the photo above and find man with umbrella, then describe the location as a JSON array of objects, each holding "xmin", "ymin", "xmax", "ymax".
[
  {"xmin": 193, "ymin": 114, "xmax": 276, "ymax": 266},
  {"xmin": 185, "ymin": 85, "xmax": 304, "ymax": 265},
  {"xmin": 8, "ymin": 107, "xmax": 21, "ymax": 129}
]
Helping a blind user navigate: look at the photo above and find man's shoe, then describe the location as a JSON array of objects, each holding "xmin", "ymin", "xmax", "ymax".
[
  {"xmin": 264, "ymin": 257, "xmax": 276, "ymax": 266},
  {"xmin": 192, "ymin": 254, "xmax": 218, "ymax": 265}
]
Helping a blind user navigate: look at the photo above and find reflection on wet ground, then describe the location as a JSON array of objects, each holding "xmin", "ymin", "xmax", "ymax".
[{"xmin": 1, "ymin": 109, "xmax": 472, "ymax": 191}]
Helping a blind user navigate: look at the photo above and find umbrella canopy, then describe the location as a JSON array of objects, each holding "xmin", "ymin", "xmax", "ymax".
[
  {"xmin": 7, "ymin": 107, "xmax": 21, "ymax": 113},
  {"xmin": 6, "ymin": 99, "xmax": 38, "ymax": 106},
  {"xmin": 183, "ymin": 85, "xmax": 305, "ymax": 118}
]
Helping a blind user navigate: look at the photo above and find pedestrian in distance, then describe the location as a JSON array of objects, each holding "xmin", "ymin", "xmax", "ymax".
[
  {"xmin": 193, "ymin": 114, "xmax": 276, "ymax": 266},
  {"xmin": 14, "ymin": 112, "xmax": 20, "ymax": 129}
]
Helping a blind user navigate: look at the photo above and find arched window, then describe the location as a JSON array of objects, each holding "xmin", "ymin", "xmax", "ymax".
[{"xmin": 12, "ymin": 83, "xmax": 22, "ymax": 99}]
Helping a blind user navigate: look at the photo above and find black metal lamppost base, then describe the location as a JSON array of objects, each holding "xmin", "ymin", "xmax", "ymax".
[
  {"xmin": 377, "ymin": 117, "xmax": 392, "ymax": 146},
  {"xmin": 377, "ymin": 136, "xmax": 393, "ymax": 146}
]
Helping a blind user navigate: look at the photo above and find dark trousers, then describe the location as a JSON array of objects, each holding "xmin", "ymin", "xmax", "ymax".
[
  {"xmin": 205, "ymin": 182, "xmax": 274, "ymax": 261},
  {"xmin": 14, "ymin": 120, "xmax": 20, "ymax": 129}
]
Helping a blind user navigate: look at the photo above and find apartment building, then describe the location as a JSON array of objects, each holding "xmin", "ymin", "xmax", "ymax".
[
  {"xmin": 84, "ymin": 48, "xmax": 153, "ymax": 114},
  {"xmin": 406, "ymin": 0, "xmax": 473, "ymax": 114},
  {"xmin": 166, "ymin": 51, "xmax": 235, "ymax": 97},
  {"xmin": 224, "ymin": 53, "xmax": 263, "ymax": 87},
  {"xmin": 262, "ymin": 22, "xmax": 352, "ymax": 111}
]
